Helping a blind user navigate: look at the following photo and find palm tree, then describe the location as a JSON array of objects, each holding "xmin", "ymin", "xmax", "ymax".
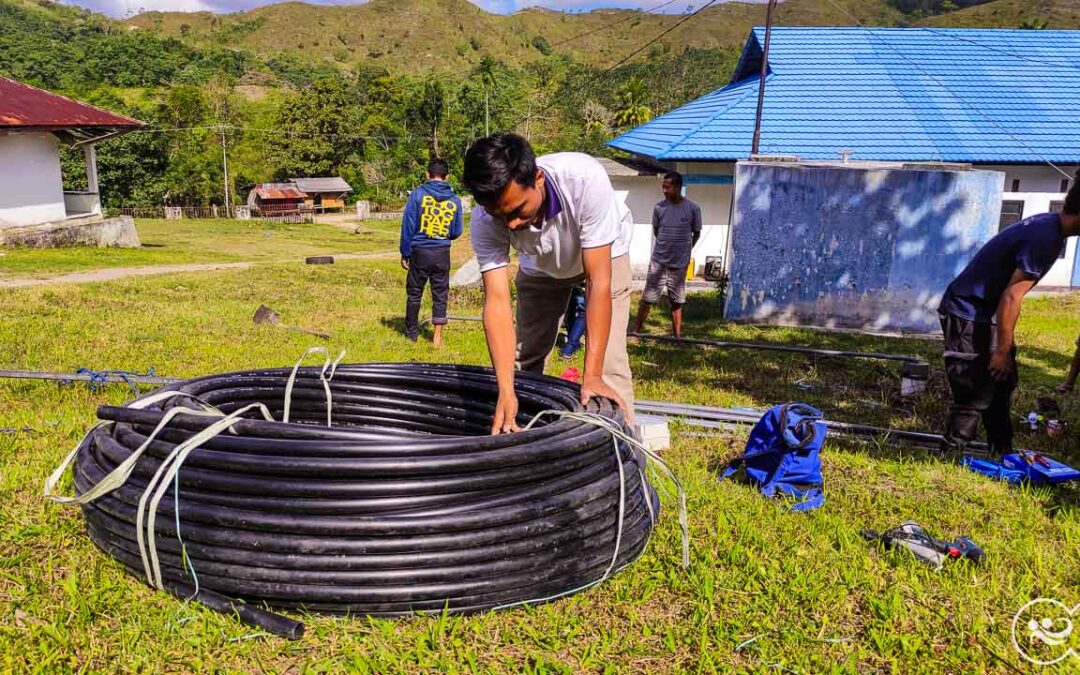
[
  {"xmin": 418, "ymin": 78, "xmax": 445, "ymax": 157},
  {"xmin": 477, "ymin": 56, "xmax": 499, "ymax": 136},
  {"xmin": 613, "ymin": 76, "xmax": 653, "ymax": 129}
]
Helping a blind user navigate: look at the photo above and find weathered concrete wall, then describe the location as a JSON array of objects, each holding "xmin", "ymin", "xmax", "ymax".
[
  {"xmin": 0, "ymin": 215, "xmax": 140, "ymax": 248},
  {"xmin": 726, "ymin": 162, "xmax": 1003, "ymax": 333},
  {"xmin": 0, "ymin": 133, "xmax": 67, "ymax": 228}
]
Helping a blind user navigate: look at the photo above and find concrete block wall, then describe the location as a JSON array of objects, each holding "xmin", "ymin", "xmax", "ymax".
[{"xmin": 726, "ymin": 161, "xmax": 1003, "ymax": 333}]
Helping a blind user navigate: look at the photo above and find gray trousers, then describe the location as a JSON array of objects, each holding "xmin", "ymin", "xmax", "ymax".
[{"xmin": 515, "ymin": 254, "xmax": 635, "ymax": 420}]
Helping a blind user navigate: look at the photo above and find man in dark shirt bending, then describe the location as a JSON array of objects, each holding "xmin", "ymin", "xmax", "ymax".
[{"xmin": 937, "ymin": 178, "xmax": 1080, "ymax": 456}]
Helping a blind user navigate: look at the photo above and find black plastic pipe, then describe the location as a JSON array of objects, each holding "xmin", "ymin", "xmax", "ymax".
[
  {"xmin": 629, "ymin": 332, "xmax": 927, "ymax": 366},
  {"xmin": 64, "ymin": 364, "xmax": 658, "ymax": 638}
]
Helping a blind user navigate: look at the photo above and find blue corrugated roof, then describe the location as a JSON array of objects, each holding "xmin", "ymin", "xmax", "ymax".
[{"xmin": 609, "ymin": 27, "xmax": 1080, "ymax": 163}]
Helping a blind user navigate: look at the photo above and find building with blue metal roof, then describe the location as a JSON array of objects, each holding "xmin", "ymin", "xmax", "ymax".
[{"xmin": 608, "ymin": 26, "xmax": 1080, "ymax": 290}]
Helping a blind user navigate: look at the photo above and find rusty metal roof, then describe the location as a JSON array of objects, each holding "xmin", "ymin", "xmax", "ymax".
[
  {"xmin": 0, "ymin": 76, "xmax": 143, "ymax": 137},
  {"xmin": 288, "ymin": 177, "xmax": 353, "ymax": 194},
  {"xmin": 252, "ymin": 183, "xmax": 306, "ymax": 200}
]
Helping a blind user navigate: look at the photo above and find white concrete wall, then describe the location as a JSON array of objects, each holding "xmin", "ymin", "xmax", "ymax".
[
  {"xmin": 982, "ymin": 164, "xmax": 1078, "ymax": 194},
  {"xmin": 1002, "ymin": 191, "xmax": 1078, "ymax": 287},
  {"xmin": 612, "ymin": 171, "xmax": 733, "ymax": 275},
  {"xmin": 0, "ymin": 133, "xmax": 66, "ymax": 228},
  {"xmin": 685, "ymin": 183, "xmax": 733, "ymax": 274},
  {"xmin": 611, "ymin": 175, "xmax": 660, "ymax": 273}
]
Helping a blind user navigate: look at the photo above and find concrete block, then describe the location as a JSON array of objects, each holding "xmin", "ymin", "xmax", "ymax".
[
  {"xmin": 0, "ymin": 215, "xmax": 140, "ymax": 248},
  {"xmin": 635, "ymin": 414, "xmax": 671, "ymax": 453}
]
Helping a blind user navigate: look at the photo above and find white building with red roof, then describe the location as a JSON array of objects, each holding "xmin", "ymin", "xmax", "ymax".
[{"xmin": 0, "ymin": 76, "xmax": 142, "ymax": 229}]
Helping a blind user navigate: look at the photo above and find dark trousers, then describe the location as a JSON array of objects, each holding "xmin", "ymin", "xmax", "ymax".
[
  {"xmin": 405, "ymin": 247, "xmax": 450, "ymax": 339},
  {"xmin": 560, "ymin": 285, "xmax": 587, "ymax": 357},
  {"xmin": 940, "ymin": 313, "xmax": 1017, "ymax": 456}
]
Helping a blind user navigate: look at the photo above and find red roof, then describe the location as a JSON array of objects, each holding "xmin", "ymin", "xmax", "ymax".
[
  {"xmin": 0, "ymin": 76, "xmax": 142, "ymax": 131},
  {"xmin": 253, "ymin": 184, "xmax": 306, "ymax": 200}
]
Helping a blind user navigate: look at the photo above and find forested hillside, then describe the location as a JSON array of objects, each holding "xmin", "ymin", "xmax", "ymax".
[{"xmin": 1, "ymin": 0, "xmax": 1072, "ymax": 208}]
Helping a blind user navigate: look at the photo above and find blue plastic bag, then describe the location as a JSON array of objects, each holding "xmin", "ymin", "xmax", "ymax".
[
  {"xmin": 721, "ymin": 403, "xmax": 826, "ymax": 511},
  {"xmin": 963, "ymin": 451, "xmax": 1080, "ymax": 485}
]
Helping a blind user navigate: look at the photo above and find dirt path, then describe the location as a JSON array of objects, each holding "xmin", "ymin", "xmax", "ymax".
[{"xmin": 0, "ymin": 251, "xmax": 396, "ymax": 289}]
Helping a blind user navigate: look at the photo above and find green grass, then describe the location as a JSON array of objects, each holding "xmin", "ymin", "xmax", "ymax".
[
  {"xmin": 0, "ymin": 218, "xmax": 401, "ymax": 278},
  {"xmin": 1, "ymin": 250, "xmax": 1078, "ymax": 672}
]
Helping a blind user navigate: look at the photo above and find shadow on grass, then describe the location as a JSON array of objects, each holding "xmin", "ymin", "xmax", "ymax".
[
  {"xmin": 641, "ymin": 291, "xmax": 1080, "ymax": 461},
  {"xmin": 378, "ymin": 316, "xmax": 433, "ymax": 342}
]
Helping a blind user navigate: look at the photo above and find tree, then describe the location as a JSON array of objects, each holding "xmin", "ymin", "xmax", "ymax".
[
  {"xmin": 532, "ymin": 36, "xmax": 552, "ymax": 56},
  {"xmin": 613, "ymin": 76, "xmax": 653, "ymax": 129},
  {"xmin": 416, "ymin": 77, "xmax": 446, "ymax": 157},
  {"xmin": 269, "ymin": 78, "xmax": 364, "ymax": 179},
  {"xmin": 476, "ymin": 56, "xmax": 498, "ymax": 136}
]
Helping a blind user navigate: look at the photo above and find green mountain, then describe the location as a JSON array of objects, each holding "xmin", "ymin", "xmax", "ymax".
[
  {"xmin": 2, "ymin": 0, "xmax": 1075, "ymax": 210},
  {"xmin": 123, "ymin": 0, "xmax": 906, "ymax": 76}
]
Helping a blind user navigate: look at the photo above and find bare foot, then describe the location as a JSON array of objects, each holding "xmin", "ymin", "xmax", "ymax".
[{"xmin": 433, "ymin": 326, "xmax": 444, "ymax": 349}]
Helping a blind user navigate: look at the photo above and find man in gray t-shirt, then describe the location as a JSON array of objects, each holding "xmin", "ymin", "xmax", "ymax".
[{"xmin": 633, "ymin": 171, "xmax": 701, "ymax": 338}]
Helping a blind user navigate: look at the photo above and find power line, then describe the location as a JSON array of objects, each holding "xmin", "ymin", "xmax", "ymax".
[
  {"xmin": 579, "ymin": 0, "xmax": 721, "ymax": 89},
  {"xmin": 550, "ymin": 0, "xmax": 684, "ymax": 49},
  {"xmin": 915, "ymin": 27, "xmax": 1080, "ymax": 71},
  {"xmin": 122, "ymin": 124, "xmax": 435, "ymax": 142},
  {"xmin": 514, "ymin": 0, "xmax": 721, "ymax": 133},
  {"xmin": 823, "ymin": 0, "xmax": 1073, "ymax": 180}
]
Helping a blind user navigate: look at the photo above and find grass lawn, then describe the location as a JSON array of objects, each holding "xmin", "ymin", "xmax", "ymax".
[
  {"xmin": 0, "ymin": 218, "xmax": 401, "ymax": 278},
  {"xmin": 1, "ymin": 238, "xmax": 1078, "ymax": 672}
]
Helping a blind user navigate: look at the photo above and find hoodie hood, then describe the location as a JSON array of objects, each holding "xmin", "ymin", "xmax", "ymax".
[{"xmin": 421, "ymin": 180, "xmax": 457, "ymax": 201}]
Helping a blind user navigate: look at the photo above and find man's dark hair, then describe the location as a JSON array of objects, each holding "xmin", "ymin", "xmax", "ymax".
[
  {"xmin": 1064, "ymin": 170, "xmax": 1080, "ymax": 216},
  {"xmin": 427, "ymin": 158, "xmax": 449, "ymax": 179},
  {"xmin": 663, "ymin": 170, "xmax": 683, "ymax": 187},
  {"xmin": 462, "ymin": 133, "xmax": 537, "ymax": 205}
]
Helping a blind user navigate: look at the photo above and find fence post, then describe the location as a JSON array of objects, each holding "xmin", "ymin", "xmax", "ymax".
[{"xmin": 355, "ymin": 200, "xmax": 371, "ymax": 220}]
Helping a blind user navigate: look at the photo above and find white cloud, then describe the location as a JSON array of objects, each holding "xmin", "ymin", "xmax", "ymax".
[{"xmin": 61, "ymin": 0, "xmax": 721, "ymax": 19}]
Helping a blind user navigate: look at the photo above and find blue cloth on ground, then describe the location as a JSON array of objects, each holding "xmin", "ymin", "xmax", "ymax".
[
  {"xmin": 721, "ymin": 403, "xmax": 827, "ymax": 511},
  {"xmin": 962, "ymin": 451, "xmax": 1080, "ymax": 485}
]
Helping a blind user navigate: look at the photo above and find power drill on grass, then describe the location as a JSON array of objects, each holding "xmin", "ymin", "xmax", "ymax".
[{"xmin": 860, "ymin": 521, "xmax": 985, "ymax": 569}]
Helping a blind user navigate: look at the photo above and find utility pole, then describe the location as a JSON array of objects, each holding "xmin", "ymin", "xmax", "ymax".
[
  {"xmin": 751, "ymin": 0, "xmax": 777, "ymax": 157},
  {"xmin": 220, "ymin": 124, "xmax": 231, "ymax": 215}
]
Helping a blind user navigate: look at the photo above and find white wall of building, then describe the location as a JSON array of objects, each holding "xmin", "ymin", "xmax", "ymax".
[
  {"xmin": 1002, "ymin": 190, "xmax": 1078, "ymax": 288},
  {"xmin": 981, "ymin": 164, "xmax": 1078, "ymax": 194},
  {"xmin": 0, "ymin": 133, "xmax": 66, "ymax": 228},
  {"xmin": 611, "ymin": 175, "xmax": 660, "ymax": 274},
  {"xmin": 615, "ymin": 161, "xmax": 1079, "ymax": 285},
  {"xmin": 612, "ymin": 168, "xmax": 734, "ymax": 275}
]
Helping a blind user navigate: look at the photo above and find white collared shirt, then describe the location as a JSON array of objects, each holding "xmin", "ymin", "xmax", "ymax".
[{"xmin": 470, "ymin": 153, "xmax": 633, "ymax": 279}]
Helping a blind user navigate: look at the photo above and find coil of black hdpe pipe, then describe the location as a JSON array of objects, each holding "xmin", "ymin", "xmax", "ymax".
[{"xmin": 70, "ymin": 363, "xmax": 658, "ymax": 639}]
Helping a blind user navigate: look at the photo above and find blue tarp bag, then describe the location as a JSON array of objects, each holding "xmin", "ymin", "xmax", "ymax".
[
  {"xmin": 961, "ymin": 455, "xmax": 1027, "ymax": 484},
  {"xmin": 964, "ymin": 451, "xmax": 1080, "ymax": 485},
  {"xmin": 721, "ymin": 403, "xmax": 826, "ymax": 511}
]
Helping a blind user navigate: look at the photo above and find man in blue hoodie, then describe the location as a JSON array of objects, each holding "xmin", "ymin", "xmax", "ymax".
[{"xmin": 400, "ymin": 158, "xmax": 464, "ymax": 346}]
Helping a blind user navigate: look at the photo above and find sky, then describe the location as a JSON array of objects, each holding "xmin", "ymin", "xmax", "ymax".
[{"xmin": 60, "ymin": 0, "xmax": 723, "ymax": 19}]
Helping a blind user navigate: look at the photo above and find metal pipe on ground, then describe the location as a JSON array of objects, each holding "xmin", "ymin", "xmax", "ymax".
[
  {"xmin": 629, "ymin": 332, "xmax": 924, "ymax": 365},
  {"xmin": 0, "ymin": 370, "xmax": 179, "ymax": 386},
  {"xmin": 1, "ymin": 370, "xmax": 959, "ymax": 450},
  {"xmin": 629, "ymin": 333, "xmax": 930, "ymax": 398},
  {"xmin": 635, "ymin": 399, "xmax": 985, "ymax": 453},
  {"xmin": 419, "ymin": 315, "xmax": 484, "ymax": 327}
]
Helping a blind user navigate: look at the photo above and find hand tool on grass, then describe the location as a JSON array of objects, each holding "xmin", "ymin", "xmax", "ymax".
[
  {"xmin": 861, "ymin": 521, "xmax": 984, "ymax": 569},
  {"xmin": 253, "ymin": 304, "xmax": 329, "ymax": 340}
]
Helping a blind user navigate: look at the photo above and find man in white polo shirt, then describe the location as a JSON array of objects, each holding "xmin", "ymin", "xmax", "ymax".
[{"xmin": 463, "ymin": 133, "xmax": 634, "ymax": 434}]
